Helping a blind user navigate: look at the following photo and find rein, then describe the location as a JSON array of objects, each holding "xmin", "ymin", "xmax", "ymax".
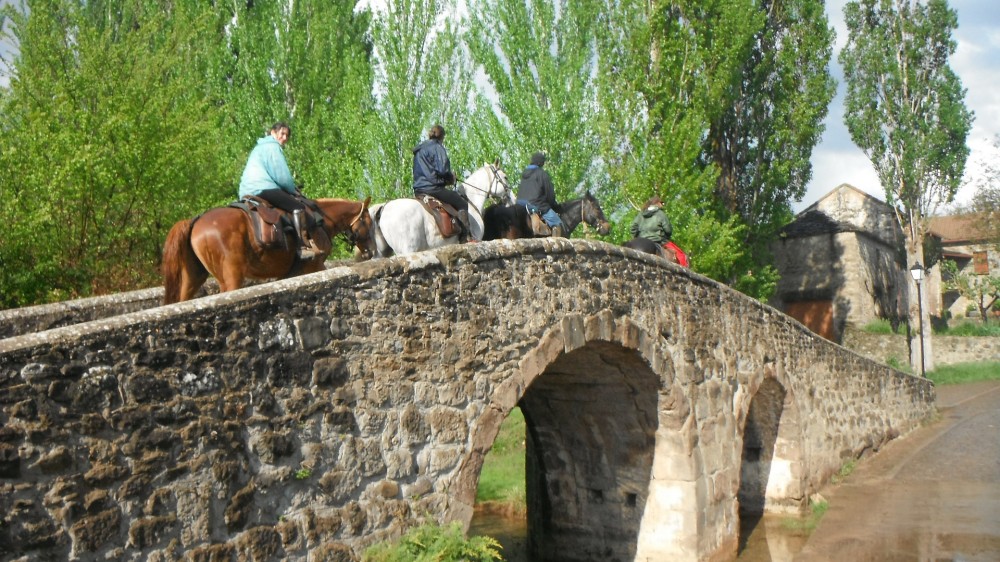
[
  {"xmin": 457, "ymin": 163, "xmax": 511, "ymax": 207},
  {"xmin": 314, "ymin": 200, "xmax": 369, "ymax": 248}
]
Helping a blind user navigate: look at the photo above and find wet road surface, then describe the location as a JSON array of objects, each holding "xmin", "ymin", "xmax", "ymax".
[{"xmin": 796, "ymin": 380, "xmax": 1000, "ymax": 561}]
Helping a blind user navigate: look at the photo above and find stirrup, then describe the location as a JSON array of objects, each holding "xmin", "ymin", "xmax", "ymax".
[{"xmin": 297, "ymin": 238, "xmax": 320, "ymax": 260}]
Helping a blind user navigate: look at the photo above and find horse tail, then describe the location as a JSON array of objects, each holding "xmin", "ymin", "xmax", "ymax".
[{"xmin": 161, "ymin": 217, "xmax": 204, "ymax": 305}]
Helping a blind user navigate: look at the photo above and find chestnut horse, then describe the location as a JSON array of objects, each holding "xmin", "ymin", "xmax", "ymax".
[{"xmin": 162, "ymin": 198, "xmax": 375, "ymax": 304}]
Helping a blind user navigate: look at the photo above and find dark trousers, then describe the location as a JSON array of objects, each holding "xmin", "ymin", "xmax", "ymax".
[
  {"xmin": 256, "ymin": 188, "xmax": 308, "ymax": 214},
  {"xmin": 415, "ymin": 187, "xmax": 467, "ymax": 212}
]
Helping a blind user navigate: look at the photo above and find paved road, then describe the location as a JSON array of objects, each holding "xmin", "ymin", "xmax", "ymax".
[{"xmin": 795, "ymin": 380, "xmax": 1000, "ymax": 562}]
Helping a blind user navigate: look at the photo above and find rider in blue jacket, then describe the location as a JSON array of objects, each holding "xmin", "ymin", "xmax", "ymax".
[
  {"xmin": 412, "ymin": 124, "xmax": 471, "ymax": 242},
  {"xmin": 239, "ymin": 122, "xmax": 319, "ymax": 259}
]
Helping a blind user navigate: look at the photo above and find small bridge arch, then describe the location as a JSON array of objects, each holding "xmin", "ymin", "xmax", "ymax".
[{"xmin": 0, "ymin": 239, "xmax": 933, "ymax": 561}]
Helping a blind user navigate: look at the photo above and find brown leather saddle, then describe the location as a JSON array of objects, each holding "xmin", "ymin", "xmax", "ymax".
[
  {"xmin": 230, "ymin": 196, "xmax": 332, "ymax": 258},
  {"xmin": 414, "ymin": 194, "xmax": 462, "ymax": 238},
  {"xmin": 528, "ymin": 212, "xmax": 552, "ymax": 237}
]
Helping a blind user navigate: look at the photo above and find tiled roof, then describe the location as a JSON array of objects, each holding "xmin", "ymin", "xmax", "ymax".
[{"xmin": 928, "ymin": 214, "xmax": 991, "ymax": 243}]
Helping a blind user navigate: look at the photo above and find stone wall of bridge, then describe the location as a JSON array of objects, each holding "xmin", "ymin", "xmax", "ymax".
[{"xmin": 0, "ymin": 239, "xmax": 935, "ymax": 561}]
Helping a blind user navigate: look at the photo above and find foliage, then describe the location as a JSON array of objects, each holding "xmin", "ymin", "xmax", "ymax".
[
  {"xmin": 362, "ymin": 521, "xmax": 502, "ymax": 562},
  {"xmin": 0, "ymin": 0, "xmax": 230, "ymax": 307},
  {"xmin": 476, "ymin": 407, "xmax": 525, "ymax": 507},
  {"xmin": 941, "ymin": 260, "xmax": 1000, "ymax": 325},
  {"xmin": 216, "ymin": 1, "xmax": 376, "ymax": 200},
  {"xmin": 927, "ymin": 361, "xmax": 1000, "ymax": 385},
  {"xmin": 1, "ymin": 0, "xmax": 840, "ymax": 308},
  {"xmin": 705, "ymin": 0, "xmax": 836, "ymax": 288}
]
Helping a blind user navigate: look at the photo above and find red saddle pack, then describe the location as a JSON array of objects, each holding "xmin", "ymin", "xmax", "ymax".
[
  {"xmin": 663, "ymin": 241, "xmax": 689, "ymax": 267},
  {"xmin": 415, "ymin": 195, "xmax": 461, "ymax": 239}
]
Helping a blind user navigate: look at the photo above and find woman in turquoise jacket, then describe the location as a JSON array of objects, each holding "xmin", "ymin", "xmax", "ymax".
[{"xmin": 238, "ymin": 122, "xmax": 318, "ymax": 258}]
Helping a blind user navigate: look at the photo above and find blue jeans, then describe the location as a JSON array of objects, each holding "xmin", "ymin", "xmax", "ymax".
[{"xmin": 517, "ymin": 200, "xmax": 563, "ymax": 228}]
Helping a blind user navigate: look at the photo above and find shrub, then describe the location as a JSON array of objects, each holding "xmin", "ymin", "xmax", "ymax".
[{"xmin": 363, "ymin": 522, "xmax": 502, "ymax": 562}]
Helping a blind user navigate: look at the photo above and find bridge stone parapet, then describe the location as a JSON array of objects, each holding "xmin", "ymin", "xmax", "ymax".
[{"xmin": 0, "ymin": 239, "xmax": 934, "ymax": 561}]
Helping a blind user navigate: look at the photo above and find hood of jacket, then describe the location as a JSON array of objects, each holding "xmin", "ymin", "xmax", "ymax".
[
  {"xmin": 521, "ymin": 166, "xmax": 541, "ymax": 180},
  {"xmin": 641, "ymin": 206, "xmax": 661, "ymax": 218}
]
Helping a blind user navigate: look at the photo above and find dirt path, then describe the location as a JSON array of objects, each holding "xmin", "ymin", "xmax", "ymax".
[{"xmin": 795, "ymin": 380, "xmax": 1000, "ymax": 561}]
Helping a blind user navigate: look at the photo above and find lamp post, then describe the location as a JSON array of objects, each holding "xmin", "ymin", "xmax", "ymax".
[{"xmin": 909, "ymin": 262, "xmax": 926, "ymax": 377}]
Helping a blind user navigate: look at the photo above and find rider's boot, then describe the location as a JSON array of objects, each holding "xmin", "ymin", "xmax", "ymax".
[
  {"xmin": 457, "ymin": 210, "xmax": 475, "ymax": 243},
  {"xmin": 293, "ymin": 210, "xmax": 320, "ymax": 260}
]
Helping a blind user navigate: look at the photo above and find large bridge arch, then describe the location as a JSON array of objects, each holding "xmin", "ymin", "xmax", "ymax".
[{"xmin": 0, "ymin": 239, "xmax": 934, "ymax": 561}]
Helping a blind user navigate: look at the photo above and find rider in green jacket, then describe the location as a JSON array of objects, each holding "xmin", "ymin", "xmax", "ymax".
[{"xmin": 630, "ymin": 195, "xmax": 672, "ymax": 245}]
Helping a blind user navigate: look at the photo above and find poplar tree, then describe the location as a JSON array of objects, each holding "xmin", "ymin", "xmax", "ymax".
[
  {"xmin": 365, "ymin": 0, "xmax": 479, "ymax": 200},
  {"xmin": 707, "ymin": 0, "xmax": 836, "ymax": 295},
  {"xmin": 840, "ymin": 0, "xmax": 973, "ymax": 372},
  {"xmin": 467, "ymin": 0, "xmax": 602, "ymax": 203},
  {"xmin": 220, "ymin": 1, "xmax": 375, "ymax": 199}
]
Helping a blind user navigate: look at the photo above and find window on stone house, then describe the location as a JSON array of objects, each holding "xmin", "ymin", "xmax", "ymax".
[{"xmin": 973, "ymin": 251, "xmax": 989, "ymax": 275}]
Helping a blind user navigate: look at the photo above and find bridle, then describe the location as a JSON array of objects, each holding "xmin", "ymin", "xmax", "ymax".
[
  {"xmin": 458, "ymin": 163, "xmax": 513, "ymax": 212},
  {"xmin": 578, "ymin": 196, "xmax": 609, "ymax": 234},
  {"xmin": 313, "ymin": 202, "xmax": 373, "ymax": 253}
]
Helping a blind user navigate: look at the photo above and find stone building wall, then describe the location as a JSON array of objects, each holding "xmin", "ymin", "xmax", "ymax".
[{"xmin": 0, "ymin": 239, "xmax": 935, "ymax": 561}]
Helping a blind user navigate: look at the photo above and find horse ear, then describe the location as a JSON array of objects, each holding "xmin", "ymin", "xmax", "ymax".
[
  {"xmin": 362, "ymin": 196, "xmax": 371, "ymax": 208},
  {"xmin": 493, "ymin": 157, "xmax": 500, "ymax": 168}
]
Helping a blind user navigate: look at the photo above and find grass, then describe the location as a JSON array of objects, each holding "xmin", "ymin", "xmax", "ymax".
[
  {"xmin": 781, "ymin": 499, "xmax": 829, "ymax": 533},
  {"xmin": 927, "ymin": 361, "xmax": 1000, "ymax": 385},
  {"xmin": 861, "ymin": 319, "xmax": 899, "ymax": 334},
  {"xmin": 861, "ymin": 318, "xmax": 1000, "ymax": 337},
  {"xmin": 936, "ymin": 321, "xmax": 1000, "ymax": 337},
  {"xmin": 476, "ymin": 407, "xmax": 526, "ymax": 512},
  {"xmin": 830, "ymin": 459, "xmax": 857, "ymax": 484}
]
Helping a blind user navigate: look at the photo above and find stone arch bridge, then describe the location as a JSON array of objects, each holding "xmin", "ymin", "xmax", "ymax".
[{"xmin": 0, "ymin": 239, "xmax": 934, "ymax": 561}]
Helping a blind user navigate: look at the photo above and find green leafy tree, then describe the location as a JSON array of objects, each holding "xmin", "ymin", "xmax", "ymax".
[
  {"xmin": 840, "ymin": 0, "xmax": 974, "ymax": 372},
  {"xmin": 0, "ymin": 0, "xmax": 229, "ymax": 307},
  {"xmin": 942, "ymin": 260, "xmax": 1000, "ymax": 325},
  {"xmin": 587, "ymin": 1, "xmax": 759, "ymax": 291},
  {"xmin": 707, "ymin": 0, "xmax": 836, "ymax": 293},
  {"xmin": 467, "ymin": 0, "xmax": 602, "ymax": 203},
  {"xmin": 218, "ymin": 1, "xmax": 376, "ymax": 200},
  {"xmin": 365, "ymin": 0, "xmax": 480, "ymax": 200}
]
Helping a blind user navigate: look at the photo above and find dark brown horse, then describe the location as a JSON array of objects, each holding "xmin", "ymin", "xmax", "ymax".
[
  {"xmin": 483, "ymin": 192, "xmax": 611, "ymax": 240},
  {"xmin": 162, "ymin": 198, "xmax": 375, "ymax": 304}
]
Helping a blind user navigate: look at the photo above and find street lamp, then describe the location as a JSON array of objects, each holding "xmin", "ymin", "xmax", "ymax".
[{"xmin": 909, "ymin": 262, "xmax": 926, "ymax": 377}]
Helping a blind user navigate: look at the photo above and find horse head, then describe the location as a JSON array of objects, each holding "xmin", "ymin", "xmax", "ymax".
[
  {"xmin": 316, "ymin": 197, "xmax": 377, "ymax": 260},
  {"xmin": 348, "ymin": 197, "xmax": 377, "ymax": 260},
  {"xmin": 459, "ymin": 161, "xmax": 514, "ymax": 209},
  {"xmin": 582, "ymin": 192, "xmax": 611, "ymax": 235}
]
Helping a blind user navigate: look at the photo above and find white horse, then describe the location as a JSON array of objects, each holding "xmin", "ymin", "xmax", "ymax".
[{"xmin": 371, "ymin": 162, "xmax": 513, "ymax": 256}]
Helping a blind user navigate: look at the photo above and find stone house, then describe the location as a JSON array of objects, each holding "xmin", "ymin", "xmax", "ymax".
[
  {"xmin": 771, "ymin": 184, "xmax": 908, "ymax": 342},
  {"xmin": 928, "ymin": 213, "xmax": 1000, "ymax": 319}
]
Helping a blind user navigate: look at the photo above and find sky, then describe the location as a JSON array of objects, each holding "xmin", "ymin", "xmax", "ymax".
[{"xmin": 802, "ymin": 0, "xmax": 1000, "ymax": 213}]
